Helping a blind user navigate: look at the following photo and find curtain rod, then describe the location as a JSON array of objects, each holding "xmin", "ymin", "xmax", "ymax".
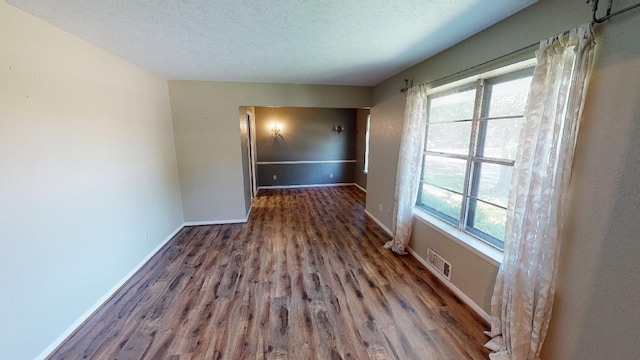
[
  {"xmin": 401, "ymin": 0, "xmax": 640, "ymax": 92},
  {"xmin": 410, "ymin": 41, "xmax": 539, "ymax": 89}
]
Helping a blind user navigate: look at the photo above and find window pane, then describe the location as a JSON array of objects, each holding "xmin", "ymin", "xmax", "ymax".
[
  {"xmin": 426, "ymin": 121, "xmax": 472, "ymax": 155},
  {"xmin": 481, "ymin": 118, "xmax": 523, "ymax": 160},
  {"xmin": 468, "ymin": 200, "xmax": 507, "ymax": 243},
  {"xmin": 418, "ymin": 184, "xmax": 462, "ymax": 222},
  {"xmin": 422, "ymin": 155, "xmax": 466, "ymax": 194},
  {"xmin": 474, "ymin": 162, "xmax": 512, "ymax": 208},
  {"xmin": 428, "ymin": 88, "xmax": 476, "ymax": 123},
  {"xmin": 486, "ymin": 76, "xmax": 532, "ymax": 118}
]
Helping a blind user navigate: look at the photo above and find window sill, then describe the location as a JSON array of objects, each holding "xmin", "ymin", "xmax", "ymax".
[{"xmin": 412, "ymin": 207, "xmax": 503, "ymax": 267}]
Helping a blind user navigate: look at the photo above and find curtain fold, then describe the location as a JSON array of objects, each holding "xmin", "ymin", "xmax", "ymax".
[
  {"xmin": 384, "ymin": 87, "xmax": 428, "ymax": 254},
  {"xmin": 486, "ymin": 24, "xmax": 595, "ymax": 360}
]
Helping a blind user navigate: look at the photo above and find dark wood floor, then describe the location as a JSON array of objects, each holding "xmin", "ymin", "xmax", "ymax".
[{"xmin": 49, "ymin": 186, "xmax": 491, "ymax": 360}]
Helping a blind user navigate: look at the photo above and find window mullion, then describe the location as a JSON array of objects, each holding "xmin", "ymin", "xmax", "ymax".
[
  {"xmin": 471, "ymin": 156, "xmax": 514, "ymax": 166},
  {"xmin": 424, "ymin": 151, "xmax": 468, "ymax": 161},
  {"xmin": 460, "ymin": 79, "xmax": 485, "ymax": 231}
]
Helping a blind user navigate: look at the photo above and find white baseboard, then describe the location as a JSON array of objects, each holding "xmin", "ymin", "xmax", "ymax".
[
  {"xmin": 258, "ymin": 183, "xmax": 354, "ymax": 190},
  {"xmin": 353, "ymin": 183, "xmax": 367, "ymax": 193},
  {"xmin": 36, "ymin": 214, "xmax": 256, "ymax": 359},
  {"xmin": 246, "ymin": 202, "xmax": 254, "ymax": 220},
  {"xmin": 363, "ymin": 210, "xmax": 489, "ymax": 323},
  {"xmin": 37, "ymin": 200, "xmax": 488, "ymax": 359},
  {"xmin": 407, "ymin": 247, "xmax": 491, "ymax": 324},
  {"xmin": 35, "ymin": 223, "xmax": 185, "ymax": 360},
  {"xmin": 184, "ymin": 218, "xmax": 247, "ymax": 226},
  {"xmin": 364, "ymin": 209, "xmax": 393, "ymax": 236}
]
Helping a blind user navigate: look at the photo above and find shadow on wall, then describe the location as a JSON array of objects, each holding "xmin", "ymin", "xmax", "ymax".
[{"xmin": 266, "ymin": 133, "xmax": 290, "ymax": 153}]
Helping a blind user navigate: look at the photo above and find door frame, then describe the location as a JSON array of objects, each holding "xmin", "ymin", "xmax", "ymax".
[{"xmin": 246, "ymin": 109, "xmax": 258, "ymax": 199}]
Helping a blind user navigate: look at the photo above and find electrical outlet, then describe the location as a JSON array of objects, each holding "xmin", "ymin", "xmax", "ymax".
[
  {"xmin": 272, "ymin": 175, "xmax": 277, "ymax": 180},
  {"xmin": 378, "ymin": 203, "xmax": 382, "ymax": 212},
  {"xmin": 329, "ymin": 173, "xmax": 333, "ymax": 178},
  {"xmin": 144, "ymin": 230, "xmax": 149, "ymax": 240}
]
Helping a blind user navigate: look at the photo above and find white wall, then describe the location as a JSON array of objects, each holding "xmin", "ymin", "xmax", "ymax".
[
  {"xmin": 169, "ymin": 81, "xmax": 371, "ymax": 222},
  {"xmin": 368, "ymin": 0, "xmax": 640, "ymax": 358},
  {"xmin": 0, "ymin": 3, "xmax": 184, "ymax": 359}
]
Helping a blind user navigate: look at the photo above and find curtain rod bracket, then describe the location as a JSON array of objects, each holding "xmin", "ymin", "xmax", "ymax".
[
  {"xmin": 400, "ymin": 78, "xmax": 413, "ymax": 93},
  {"xmin": 404, "ymin": 0, "xmax": 638, "ymax": 92},
  {"xmin": 587, "ymin": 0, "xmax": 640, "ymax": 24}
]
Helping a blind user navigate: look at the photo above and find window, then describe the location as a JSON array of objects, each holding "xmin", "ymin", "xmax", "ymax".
[
  {"xmin": 363, "ymin": 114, "xmax": 371, "ymax": 173},
  {"xmin": 417, "ymin": 66, "xmax": 534, "ymax": 249}
]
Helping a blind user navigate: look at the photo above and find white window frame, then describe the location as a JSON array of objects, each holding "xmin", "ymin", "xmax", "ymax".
[{"xmin": 414, "ymin": 59, "xmax": 536, "ymax": 258}]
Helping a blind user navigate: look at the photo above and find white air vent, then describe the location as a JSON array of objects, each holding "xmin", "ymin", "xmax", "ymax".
[{"xmin": 427, "ymin": 248, "xmax": 452, "ymax": 281}]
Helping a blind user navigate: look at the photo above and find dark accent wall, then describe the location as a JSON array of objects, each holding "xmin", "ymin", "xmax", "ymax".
[
  {"xmin": 258, "ymin": 163, "xmax": 355, "ymax": 186},
  {"xmin": 255, "ymin": 107, "xmax": 356, "ymax": 186},
  {"xmin": 354, "ymin": 108, "xmax": 369, "ymax": 190}
]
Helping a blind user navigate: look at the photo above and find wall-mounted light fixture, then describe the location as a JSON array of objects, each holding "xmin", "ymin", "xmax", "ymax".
[
  {"xmin": 332, "ymin": 124, "xmax": 344, "ymax": 134},
  {"xmin": 270, "ymin": 123, "xmax": 281, "ymax": 138}
]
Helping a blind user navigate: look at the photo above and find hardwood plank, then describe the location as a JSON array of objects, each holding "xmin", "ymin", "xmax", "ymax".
[{"xmin": 48, "ymin": 186, "xmax": 491, "ymax": 360}]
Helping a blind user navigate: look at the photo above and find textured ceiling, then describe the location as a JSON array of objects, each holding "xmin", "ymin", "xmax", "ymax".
[{"xmin": 7, "ymin": 0, "xmax": 537, "ymax": 86}]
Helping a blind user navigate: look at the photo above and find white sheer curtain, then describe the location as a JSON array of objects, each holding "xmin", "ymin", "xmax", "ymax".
[
  {"xmin": 486, "ymin": 24, "xmax": 595, "ymax": 360},
  {"xmin": 384, "ymin": 86, "xmax": 428, "ymax": 254}
]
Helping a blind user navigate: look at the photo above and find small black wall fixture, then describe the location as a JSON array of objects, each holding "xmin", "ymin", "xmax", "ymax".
[{"xmin": 332, "ymin": 124, "xmax": 344, "ymax": 134}]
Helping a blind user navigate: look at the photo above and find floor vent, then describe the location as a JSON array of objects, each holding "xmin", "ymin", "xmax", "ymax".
[{"xmin": 427, "ymin": 248, "xmax": 452, "ymax": 281}]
